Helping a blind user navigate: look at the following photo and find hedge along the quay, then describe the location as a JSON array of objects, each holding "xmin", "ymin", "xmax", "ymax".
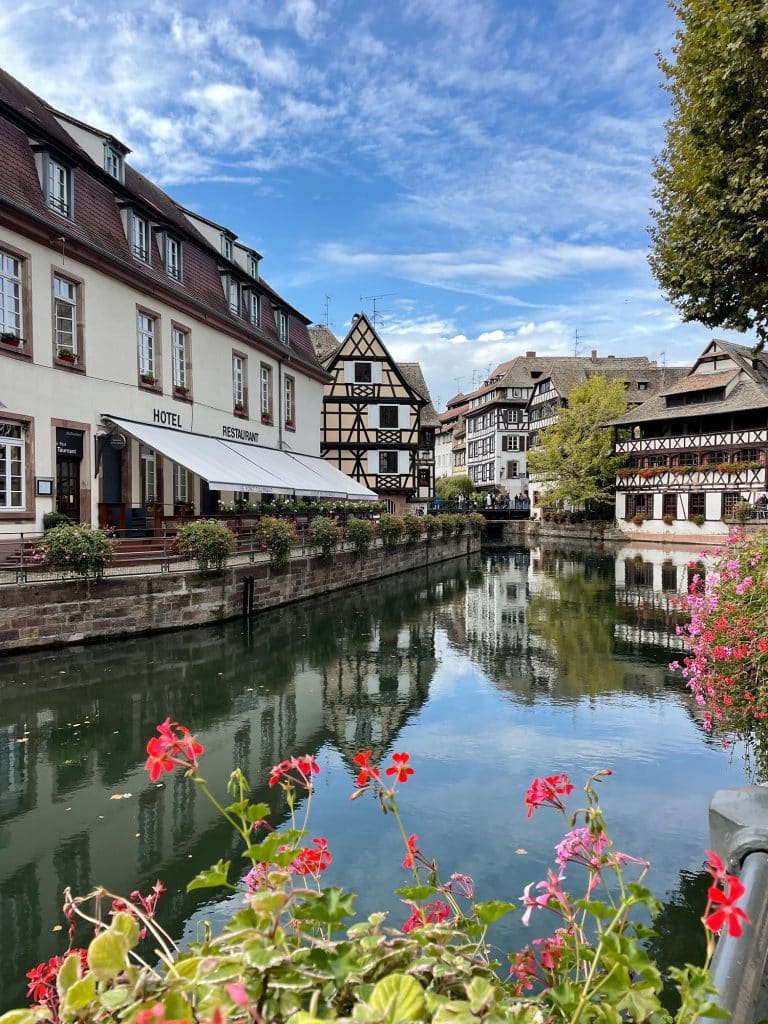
[{"xmin": 9, "ymin": 721, "xmax": 745, "ymax": 1024}]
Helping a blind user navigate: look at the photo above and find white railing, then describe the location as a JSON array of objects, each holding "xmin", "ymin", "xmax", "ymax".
[{"xmin": 616, "ymin": 428, "xmax": 768, "ymax": 454}]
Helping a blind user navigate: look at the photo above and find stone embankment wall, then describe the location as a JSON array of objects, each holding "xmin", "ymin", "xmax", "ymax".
[{"xmin": 0, "ymin": 534, "xmax": 479, "ymax": 654}]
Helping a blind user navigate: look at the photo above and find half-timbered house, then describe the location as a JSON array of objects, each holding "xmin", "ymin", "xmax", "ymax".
[
  {"xmin": 609, "ymin": 339, "xmax": 768, "ymax": 538},
  {"xmin": 309, "ymin": 314, "xmax": 439, "ymax": 513}
]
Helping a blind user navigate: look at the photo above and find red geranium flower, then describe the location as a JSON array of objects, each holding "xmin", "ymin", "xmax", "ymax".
[
  {"xmin": 704, "ymin": 875, "xmax": 750, "ymax": 937},
  {"xmin": 353, "ymin": 749, "xmax": 380, "ymax": 786},
  {"xmin": 524, "ymin": 773, "xmax": 574, "ymax": 817},
  {"xmin": 402, "ymin": 833, "xmax": 418, "ymax": 868},
  {"xmin": 385, "ymin": 751, "xmax": 414, "ymax": 783}
]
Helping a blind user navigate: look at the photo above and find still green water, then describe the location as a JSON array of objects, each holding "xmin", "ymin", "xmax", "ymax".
[{"xmin": 0, "ymin": 543, "xmax": 747, "ymax": 1010}]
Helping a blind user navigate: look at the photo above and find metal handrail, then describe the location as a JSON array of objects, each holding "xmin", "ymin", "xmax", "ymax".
[{"xmin": 706, "ymin": 851, "xmax": 768, "ymax": 1024}]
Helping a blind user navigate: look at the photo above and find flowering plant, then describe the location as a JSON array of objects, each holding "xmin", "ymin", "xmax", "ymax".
[
  {"xmin": 378, "ymin": 513, "xmax": 404, "ymax": 550},
  {"xmin": 173, "ymin": 520, "xmax": 235, "ymax": 571},
  {"xmin": 307, "ymin": 515, "xmax": 341, "ymax": 560},
  {"xmin": 35, "ymin": 524, "xmax": 115, "ymax": 581},
  {"xmin": 9, "ymin": 721, "xmax": 745, "ymax": 1024},
  {"xmin": 672, "ymin": 529, "xmax": 768, "ymax": 772},
  {"xmin": 254, "ymin": 516, "xmax": 296, "ymax": 568}
]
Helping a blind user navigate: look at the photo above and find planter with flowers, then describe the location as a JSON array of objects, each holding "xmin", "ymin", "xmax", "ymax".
[
  {"xmin": 140, "ymin": 372, "xmax": 157, "ymax": 386},
  {"xmin": 57, "ymin": 347, "xmax": 77, "ymax": 364},
  {"xmin": 1, "ymin": 331, "xmax": 22, "ymax": 348},
  {"xmin": 174, "ymin": 385, "xmax": 190, "ymax": 398}
]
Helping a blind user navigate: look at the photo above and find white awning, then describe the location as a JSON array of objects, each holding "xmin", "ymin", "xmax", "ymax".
[{"xmin": 103, "ymin": 416, "xmax": 378, "ymax": 501}]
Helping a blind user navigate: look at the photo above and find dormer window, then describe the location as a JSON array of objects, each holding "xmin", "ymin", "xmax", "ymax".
[
  {"xmin": 162, "ymin": 234, "xmax": 183, "ymax": 282},
  {"xmin": 278, "ymin": 310, "xmax": 289, "ymax": 345},
  {"xmin": 637, "ymin": 380, "xmax": 648, "ymax": 391},
  {"xmin": 248, "ymin": 291, "xmax": 261, "ymax": 326},
  {"xmin": 222, "ymin": 275, "xmax": 240, "ymax": 316},
  {"xmin": 129, "ymin": 211, "xmax": 150, "ymax": 263},
  {"xmin": 248, "ymin": 254, "xmax": 260, "ymax": 280},
  {"xmin": 45, "ymin": 156, "xmax": 72, "ymax": 218},
  {"xmin": 221, "ymin": 234, "xmax": 233, "ymax": 260},
  {"xmin": 104, "ymin": 144, "xmax": 123, "ymax": 182}
]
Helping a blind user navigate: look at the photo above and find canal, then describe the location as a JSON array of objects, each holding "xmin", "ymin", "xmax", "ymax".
[{"xmin": 0, "ymin": 541, "xmax": 748, "ymax": 1010}]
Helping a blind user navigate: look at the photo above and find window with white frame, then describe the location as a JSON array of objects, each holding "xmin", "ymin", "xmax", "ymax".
[
  {"xmin": 53, "ymin": 275, "xmax": 77, "ymax": 356},
  {"xmin": 278, "ymin": 311, "xmax": 289, "ymax": 345},
  {"xmin": 248, "ymin": 254, "xmax": 260, "ymax": 279},
  {"xmin": 248, "ymin": 291, "xmax": 260, "ymax": 326},
  {"xmin": 130, "ymin": 212, "xmax": 150, "ymax": 263},
  {"xmin": 285, "ymin": 375, "xmax": 295, "ymax": 427},
  {"xmin": 0, "ymin": 421, "xmax": 24, "ymax": 509},
  {"xmin": 140, "ymin": 445, "xmax": 157, "ymax": 506},
  {"xmin": 260, "ymin": 364, "xmax": 273, "ymax": 419},
  {"xmin": 46, "ymin": 157, "xmax": 71, "ymax": 217},
  {"xmin": 226, "ymin": 277, "xmax": 240, "ymax": 316},
  {"xmin": 173, "ymin": 463, "xmax": 189, "ymax": 505},
  {"xmin": 0, "ymin": 250, "xmax": 23, "ymax": 341},
  {"xmin": 104, "ymin": 145, "xmax": 123, "ymax": 181},
  {"xmin": 164, "ymin": 236, "xmax": 182, "ymax": 281},
  {"xmin": 233, "ymin": 354, "xmax": 246, "ymax": 410},
  {"xmin": 221, "ymin": 234, "xmax": 233, "ymax": 260},
  {"xmin": 137, "ymin": 313, "xmax": 156, "ymax": 380},
  {"xmin": 172, "ymin": 328, "xmax": 188, "ymax": 390}
]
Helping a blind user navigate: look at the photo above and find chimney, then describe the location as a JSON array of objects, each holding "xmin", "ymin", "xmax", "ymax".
[
  {"xmin": 591, "ymin": 349, "xmax": 597, "ymax": 363},
  {"xmin": 526, "ymin": 351, "xmax": 536, "ymax": 358}
]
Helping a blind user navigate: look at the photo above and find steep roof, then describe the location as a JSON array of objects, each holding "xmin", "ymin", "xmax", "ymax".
[
  {"xmin": 0, "ymin": 66, "xmax": 324, "ymax": 377},
  {"xmin": 608, "ymin": 380, "xmax": 768, "ymax": 426},
  {"xmin": 399, "ymin": 363, "xmax": 440, "ymax": 427},
  {"xmin": 308, "ymin": 325, "xmax": 342, "ymax": 364},
  {"xmin": 661, "ymin": 368, "xmax": 738, "ymax": 396}
]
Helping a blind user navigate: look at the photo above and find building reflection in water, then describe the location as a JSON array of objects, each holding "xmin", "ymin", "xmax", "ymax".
[{"xmin": 0, "ymin": 560, "xmax": 468, "ymax": 1008}]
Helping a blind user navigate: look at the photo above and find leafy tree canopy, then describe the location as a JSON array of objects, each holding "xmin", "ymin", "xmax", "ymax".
[
  {"xmin": 435, "ymin": 474, "xmax": 476, "ymax": 499},
  {"xmin": 526, "ymin": 374, "xmax": 628, "ymax": 506},
  {"xmin": 650, "ymin": 0, "xmax": 768, "ymax": 347}
]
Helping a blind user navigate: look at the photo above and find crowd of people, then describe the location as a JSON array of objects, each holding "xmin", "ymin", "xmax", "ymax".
[{"xmin": 432, "ymin": 491, "xmax": 531, "ymax": 512}]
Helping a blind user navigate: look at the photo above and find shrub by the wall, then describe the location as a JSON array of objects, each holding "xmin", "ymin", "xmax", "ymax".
[
  {"xmin": 307, "ymin": 516, "xmax": 340, "ymax": 560},
  {"xmin": 174, "ymin": 520, "xmax": 235, "ymax": 571},
  {"xmin": 35, "ymin": 524, "xmax": 115, "ymax": 581}
]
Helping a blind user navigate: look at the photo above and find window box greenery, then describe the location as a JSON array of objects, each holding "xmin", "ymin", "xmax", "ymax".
[
  {"xmin": 234, "ymin": 402, "xmax": 246, "ymax": 413},
  {"xmin": 140, "ymin": 372, "xmax": 157, "ymax": 385},
  {"xmin": 1, "ymin": 332, "xmax": 21, "ymax": 346},
  {"xmin": 174, "ymin": 385, "xmax": 189, "ymax": 397},
  {"xmin": 57, "ymin": 347, "xmax": 77, "ymax": 363},
  {"xmin": 662, "ymin": 513, "xmax": 675, "ymax": 526}
]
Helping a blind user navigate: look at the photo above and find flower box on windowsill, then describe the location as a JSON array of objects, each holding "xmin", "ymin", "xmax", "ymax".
[
  {"xmin": 174, "ymin": 386, "xmax": 190, "ymax": 398},
  {"xmin": 285, "ymin": 419, "xmax": 295, "ymax": 431},
  {"xmin": 1, "ymin": 333, "xmax": 22, "ymax": 348},
  {"xmin": 57, "ymin": 349, "xmax": 77, "ymax": 364},
  {"xmin": 261, "ymin": 413, "xmax": 273, "ymax": 425},
  {"xmin": 140, "ymin": 373, "xmax": 158, "ymax": 386},
  {"xmin": 234, "ymin": 404, "xmax": 247, "ymax": 415}
]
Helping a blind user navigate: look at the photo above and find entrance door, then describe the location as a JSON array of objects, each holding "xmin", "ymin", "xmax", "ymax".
[{"xmin": 56, "ymin": 458, "xmax": 80, "ymax": 521}]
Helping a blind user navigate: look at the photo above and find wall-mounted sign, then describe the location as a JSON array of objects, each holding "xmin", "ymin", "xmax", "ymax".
[
  {"xmin": 153, "ymin": 409, "xmax": 183, "ymax": 428},
  {"xmin": 36, "ymin": 477, "xmax": 54, "ymax": 496},
  {"xmin": 222, "ymin": 424, "xmax": 259, "ymax": 444},
  {"xmin": 56, "ymin": 427, "xmax": 83, "ymax": 459},
  {"xmin": 109, "ymin": 432, "xmax": 127, "ymax": 450}
]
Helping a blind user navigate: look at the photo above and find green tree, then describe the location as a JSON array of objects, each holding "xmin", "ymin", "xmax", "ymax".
[
  {"xmin": 435, "ymin": 474, "xmax": 475, "ymax": 500},
  {"xmin": 649, "ymin": 0, "xmax": 768, "ymax": 347},
  {"xmin": 526, "ymin": 375, "xmax": 627, "ymax": 506}
]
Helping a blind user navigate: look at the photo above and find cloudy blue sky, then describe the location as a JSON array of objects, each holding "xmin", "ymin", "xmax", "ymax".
[{"xmin": 0, "ymin": 0, "xmax": 747, "ymax": 407}]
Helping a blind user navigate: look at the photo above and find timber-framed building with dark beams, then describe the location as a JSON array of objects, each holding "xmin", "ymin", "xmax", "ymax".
[{"xmin": 309, "ymin": 314, "xmax": 439, "ymax": 513}]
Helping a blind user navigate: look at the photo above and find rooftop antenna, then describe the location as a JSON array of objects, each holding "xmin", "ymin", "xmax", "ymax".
[
  {"xmin": 573, "ymin": 327, "xmax": 582, "ymax": 358},
  {"xmin": 660, "ymin": 350, "xmax": 666, "ymax": 389},
  {"xmin": 359, "ymin": 292, "xmax": 397, "ymax": 329},
  {"xmin": 322, "ymin": 294, "xmax": 332, "ymax": 329}
]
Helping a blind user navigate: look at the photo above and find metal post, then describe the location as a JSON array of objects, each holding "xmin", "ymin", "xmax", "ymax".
[
  {"xmin": 17, "ymin": 531, "xmax": 27, "ymax": 584},
  {"xmin": 162, "ymin": 527, "xmax": 169, "ymax": 572}
]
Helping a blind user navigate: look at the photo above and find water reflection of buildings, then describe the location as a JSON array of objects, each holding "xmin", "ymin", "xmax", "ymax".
[
  {"xmin": 0, "ymin": 561, "xmax": 467, "ymax": 1009},
  {"xmin": 457, "ymin": 544, "xmax": 694, "ymax": 703}
]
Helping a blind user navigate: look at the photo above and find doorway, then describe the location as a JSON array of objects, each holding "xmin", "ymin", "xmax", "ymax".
[{"xmin": 56, "ymin": 458, "xmax": 80, "ymax": 521}]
